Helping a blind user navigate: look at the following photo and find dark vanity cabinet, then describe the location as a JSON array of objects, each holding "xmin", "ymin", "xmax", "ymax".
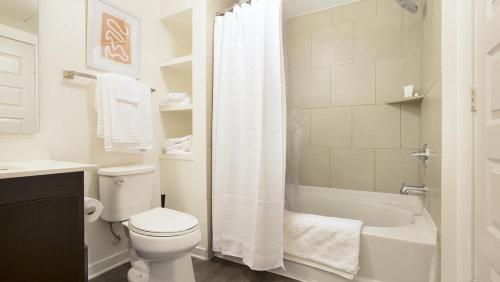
[{"xmin": 0, "ymin": 172, "xmax": 85, "ymax": 282}]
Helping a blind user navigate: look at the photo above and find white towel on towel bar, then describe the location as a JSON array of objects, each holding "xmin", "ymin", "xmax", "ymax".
[
  {"xmin": 110, "ymin": 73, "xmax": 143, "ymax": 104},
  {"xmin": 95, "ymin": 73, "xmax": 152, "ymax": 153},
  {"xmin": 284, "ymin": 210, "xmax": 363, "ymax": 280}
]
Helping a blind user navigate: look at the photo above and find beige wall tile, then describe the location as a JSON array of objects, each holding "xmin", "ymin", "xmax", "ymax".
[
  {"xmin": 403, "ymin": 11, "xmax": 422, "ymax": 55},
  {"xmin": 376, "ymin": 0, "xmax": 402, "ymax": 15},
  {"xmin": 420, "ymin": 78, "xmax": 442, "ymax": 155},
  {"xmin": 401, "ymin": 103, "xmax": 420, "ymax": 149},
  {"xmin": 286, "ymin": 9, "xmax": 332, "ymax": 34},
  {"xmin": 332, "ymin": 0, "xmax": 377, "ymax": 25},
  {"xmin": 301, "ymin": 109, "xmax": 311, "ymax": 146},
  {"xmin": 299, "ymin": 147, "xmax": 331, "ymax": 187},
  {"xmin": 285, "ymin": 0, "xmax": 425, "ymax": 196},
  {"xmin": 290, "ymin": 68, "xmax": 331, "ymax": 108},
  {"xmin": 311, "ymin": 107, "xmax": 351, "ymax": 147},
  {"xmin": 354, "ymin": 13, "xmax": 403, "ymax": 61},
  {"xmin": 420, "ymin": 0, "xmax": 441, "ymax": 226},
  {"xmin": 421, "ymin": 0, "xmax": 441, "ymax": 94},
  {"xmin": 376, "ymin": 56, "xmax": 421, "ymax": 103},
  {"xmin": 287, "ymin": 31, "xmax": 311, "ymax": 70},
  {"xmin": 425, "ymin": 155, "xmax": 441, "ymax": 227},
  {"xmin": 352, "ymin": 104, "xmax": 401, "ymax": 148},
  {"xmin": 333, "ymin": 61, "xmax": 376, "ymax": 106},
  {"xmin": 374, "ymin": 149, "xmax": 419, "ymax": 193},
  {"xmin": 311, "ymin": 23, "xmax": 353, "ymax": 67},
  {"xmin": 331, "ymin": 148, "xmax": 375, "ymax": 191}
]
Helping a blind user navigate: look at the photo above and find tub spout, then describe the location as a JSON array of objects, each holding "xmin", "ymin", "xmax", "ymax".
[{"xmin": 400, "ymin": 183, "xmax": 428, "ymax": 197}]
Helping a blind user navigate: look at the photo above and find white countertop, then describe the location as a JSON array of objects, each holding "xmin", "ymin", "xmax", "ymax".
[{"xmin": 0, "ymin": 160, "xmax": 99, "ymax": 179}]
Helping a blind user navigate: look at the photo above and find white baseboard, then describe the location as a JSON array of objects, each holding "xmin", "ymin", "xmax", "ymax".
[
  {"xmin": 88, "ymin": 247, "xmax": 210, "ymax": 280},
  {"xmin": 190, "ymin": 246, "xmax": 211, "ymax": 261},
  {"xmin": 87, "ymin": 250, "xmax": 130, "ymax": 280}
]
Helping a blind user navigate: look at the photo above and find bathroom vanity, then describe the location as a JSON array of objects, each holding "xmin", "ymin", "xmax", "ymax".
[{"xmin": 0, "ymin": 160, "xmax": 98, "ymax": 282}]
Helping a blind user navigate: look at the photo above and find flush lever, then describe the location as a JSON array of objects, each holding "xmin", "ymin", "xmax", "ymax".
[{"xmin": 113, "ymin": 178, "xmax": 124, "ymax": 185}]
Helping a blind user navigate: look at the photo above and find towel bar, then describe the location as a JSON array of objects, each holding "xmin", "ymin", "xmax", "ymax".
[{"xmin": 63, "ymin": 70, "xmax": 156, "ymax": 93}]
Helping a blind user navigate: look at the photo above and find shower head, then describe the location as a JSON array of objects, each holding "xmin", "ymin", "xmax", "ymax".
[{"xmin": 395, "ymin": 0, "xmax": 418, "ymax": 13}]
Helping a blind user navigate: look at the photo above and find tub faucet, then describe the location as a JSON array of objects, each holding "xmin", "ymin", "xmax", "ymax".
[{"xmin": 400, "ymin": 183, "xmax": 428, "ymax": 197}]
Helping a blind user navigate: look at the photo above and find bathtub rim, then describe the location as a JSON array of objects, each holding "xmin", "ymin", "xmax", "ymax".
[
  {"xmin": 291, "ymin": 185, "xmax": 424, "ymax": 215},
  {"xmin": 292, "ymin": 185, "xmax": 438, "ymax": 244}
]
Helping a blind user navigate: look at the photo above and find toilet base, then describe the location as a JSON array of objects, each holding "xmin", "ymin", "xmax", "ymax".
[
  {"xmin": 123, "ymin": 223, "xmax": 198, "ymax": 282},
  {"xmin": 128, "ymin": 267, "xmax": 148, "ymax": 282},
  {"xmin": 127, "ymin": 254, "xmax": 195, "ymax": 282},
  {"xmin": 148, "ymin": 254, "xmax": 195, "ymax": 282}
]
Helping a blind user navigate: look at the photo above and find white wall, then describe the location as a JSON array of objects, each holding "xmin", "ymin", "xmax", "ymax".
[{"xmin": 0, "ymin": 0, "xmax": 169, "ymax": 276}]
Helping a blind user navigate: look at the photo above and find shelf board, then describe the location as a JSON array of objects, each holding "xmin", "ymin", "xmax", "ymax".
[
  {"xmin": 160, "ymin": 55, "xmax": 192, "ymax": 72},
  {"xmin": 159, "ymin": 153, "xmax": 194, "ymax": 161},
  {"xmin": 161, "ymin": 7, "xmax": 192, "ymax": 28},
  {"xmin": 385, "ymin": 96, "xmax": 424, "ymax": 104},
  {"xmin": 159, "ymin": 104, "xmax": 193, "ymax": 112}
]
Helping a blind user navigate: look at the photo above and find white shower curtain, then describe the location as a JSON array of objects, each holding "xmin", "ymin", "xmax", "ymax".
[{"xmin": 212, "ymin": 0, "xmax": 286, "ymax": 270}]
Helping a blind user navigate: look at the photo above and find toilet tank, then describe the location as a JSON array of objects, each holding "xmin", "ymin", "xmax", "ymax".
[{"xmin": 98, "ymin": 164, "xmax": 156, "ymax": 222}]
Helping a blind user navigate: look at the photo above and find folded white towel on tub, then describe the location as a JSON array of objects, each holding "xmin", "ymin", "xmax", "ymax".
[{"xmin": 284, "ymin": 210, "xmax": 363, "ymax": 280}]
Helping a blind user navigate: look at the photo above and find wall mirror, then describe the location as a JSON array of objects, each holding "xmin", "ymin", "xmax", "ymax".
[{"xmin": 0, "ymin": 0, "xmax": 38, "ymax": 133}]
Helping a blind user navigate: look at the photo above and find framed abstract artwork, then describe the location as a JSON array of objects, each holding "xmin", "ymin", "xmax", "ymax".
[{"xmin": 87, "ymin": 0, "xmax": 141, "ymax": 77}]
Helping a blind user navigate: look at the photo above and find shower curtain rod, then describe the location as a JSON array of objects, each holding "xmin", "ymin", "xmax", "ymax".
[{"xmin": 216, "ymin": 0, "xmax": 252, "ymax": 16}]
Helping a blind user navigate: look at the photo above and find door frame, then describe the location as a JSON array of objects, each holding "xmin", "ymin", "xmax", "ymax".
[{"xmin": 441, "ymin": 0, "xmax": 475, "ymax": 281}]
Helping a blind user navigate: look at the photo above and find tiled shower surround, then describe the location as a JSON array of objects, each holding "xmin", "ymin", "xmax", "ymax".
[{"xmin": 287, "ymin": 0, "xmax": 423, "ymax": 194}]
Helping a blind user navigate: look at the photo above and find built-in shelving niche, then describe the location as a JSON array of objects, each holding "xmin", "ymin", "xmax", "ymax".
[
  {"xmin": 161, "ymin": 8, "xmax": 192, "ymax": 59},
  {"xmin": 159, "ymin": 6, "xmax": 194, "ymax": 162}
]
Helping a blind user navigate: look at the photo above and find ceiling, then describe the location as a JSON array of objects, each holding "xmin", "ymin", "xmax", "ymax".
[
  {"xmin": 284, "ymin": 0, "xmax": 359, "ymax": 18},
  {"xmin": 0, "ymin": 0, "xmax": 37, "ymax": 23}
]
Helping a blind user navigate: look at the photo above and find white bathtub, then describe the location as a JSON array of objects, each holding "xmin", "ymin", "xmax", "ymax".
[{"xmin": 275, "ymin": 186, "xmax": 438, "ymax": 282}]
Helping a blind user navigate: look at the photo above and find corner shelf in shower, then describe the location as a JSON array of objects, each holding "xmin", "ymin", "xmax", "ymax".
[
  {"xmin": 385, "ymin": 95, "xmax": 424, "ymax": 105},
  {"xmin": 159, "ymin": 153, "xmax": 194, "ymax": 161},
  {"xmin": 159, "ymin": 104, "xmax": 193, "ymax": 112}
]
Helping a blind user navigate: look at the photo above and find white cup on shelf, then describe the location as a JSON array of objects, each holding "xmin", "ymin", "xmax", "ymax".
[{"xmin": 403, "ymin": 85, "xmax": 415, "ymax": 98}]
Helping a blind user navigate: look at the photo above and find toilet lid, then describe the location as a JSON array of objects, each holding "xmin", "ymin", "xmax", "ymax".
[{"xmin": 129, "ymin": 207, "xmax": 199, "ymax": 237}]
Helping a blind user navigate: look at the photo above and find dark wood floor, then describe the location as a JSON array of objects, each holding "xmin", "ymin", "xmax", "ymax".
[{"xmin": 90, "ymin": 257, "xmax": 298, "ymax": 282}]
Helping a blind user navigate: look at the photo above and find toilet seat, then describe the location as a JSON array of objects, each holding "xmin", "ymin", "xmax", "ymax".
[{"xmin": 129, "ymin": 207, "xmax": 199, "ymax": 237}]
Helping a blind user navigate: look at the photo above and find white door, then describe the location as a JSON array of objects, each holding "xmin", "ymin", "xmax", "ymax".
[
  {"xmin": 475, "ymin": 0, "xmax": 500, "ymax": 281},
  {"xmin": 0, "ymin": 35, "xmax": 36, "ymax": 133}
]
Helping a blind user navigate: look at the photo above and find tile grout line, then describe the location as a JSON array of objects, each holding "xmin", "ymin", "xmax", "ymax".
[
  {"xmin": 400, "ymin": 104, "xmax": 403, "ymax": 149},
  {"xmin": 373, "ymin": 148, "xmax": 376, "ymax": 192},
  {"xmin": 329, "ymin": 147, "xmax": 333, "ymax": 188}
]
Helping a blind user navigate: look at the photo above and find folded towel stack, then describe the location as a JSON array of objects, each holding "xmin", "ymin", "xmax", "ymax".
[
  {"xmin": 163, "ymin": 135, "xmax": 192, "ymax": 155},
  {"xmin": 95, "ymin": 73, "xmax": 152, "ymax": 153},
  {"xmin": 160, "ymin": 92, "xmax": 191, "ymax": 106}
]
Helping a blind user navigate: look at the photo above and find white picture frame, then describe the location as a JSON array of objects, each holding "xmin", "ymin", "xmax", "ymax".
[{"xmin": 87, "ymin": 0, "xmax": 141, "ymax": 78}]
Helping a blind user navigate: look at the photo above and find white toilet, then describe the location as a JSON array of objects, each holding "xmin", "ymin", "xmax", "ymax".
[{"xmin": 98, "ymin": 164, "xmax": 201, "ymax": 282}]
